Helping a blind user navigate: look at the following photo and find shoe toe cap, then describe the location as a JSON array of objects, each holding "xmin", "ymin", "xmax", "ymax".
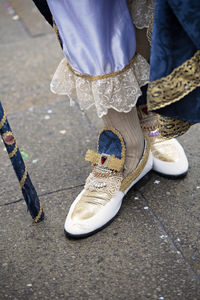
[{"xmin": 152, "ymin": 139, "xmax": 189, "ymax": 176}]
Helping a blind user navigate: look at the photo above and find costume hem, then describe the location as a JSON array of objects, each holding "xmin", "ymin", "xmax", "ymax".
[
  {"xmin": 50, "ymin": 53, "xmax": 150, "ymax": 118},
  {"xmin": 147, "ymin": 50, "xmax": 200, "ymax": 139},
  {"xmin": 156, "ymin": 115, "xmax": 193, "ymax": 139},
  {"xmin": 147, "ymin": 50, "xmax": 200, "ymax": 111},
  {"xmin": 65, "ymin": 55, "xmax": 137, "ymax": 80}
]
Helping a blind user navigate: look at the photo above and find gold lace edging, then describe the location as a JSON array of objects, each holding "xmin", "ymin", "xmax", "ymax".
[
  {"xmin": 147, "ymin": 50, "xmax": 200, "ymax": 111},
  {"xmin": 157, "ymin": 115, "xmax": 192, "ymax": 139},
  {"xmin": 120, "ymin": 138, "xmax": 150, "ymax": 192},
  {"xmin": 65, "ymin": 56, "xmax": 137, "ymax": 81}
]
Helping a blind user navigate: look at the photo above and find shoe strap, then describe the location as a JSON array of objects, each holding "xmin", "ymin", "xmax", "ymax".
[
  {"xmin": 85, "ymin": 127, "xmax": 126, "ymax": 172},
  {"xmin": 85, "ymin": 150, "xmax": 124, "ymax": 172}
]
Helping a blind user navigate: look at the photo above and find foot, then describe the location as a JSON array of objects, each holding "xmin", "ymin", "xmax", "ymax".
[
  {"xmin": 64, "ymin": 127, "xmax": 153, "ymax": 238},
  {"xmin": 138, "ymin": 105, "xmax": 189, "ymax": 177}
]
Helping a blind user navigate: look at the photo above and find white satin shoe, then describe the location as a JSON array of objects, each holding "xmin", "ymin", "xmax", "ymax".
[
  {"xmin": 64, "ymin": 127, "xmax": 153, "ymax": 238},
  {"xmin": 138, "ymin": 106, "xmax": 189, "ymax": 177}
]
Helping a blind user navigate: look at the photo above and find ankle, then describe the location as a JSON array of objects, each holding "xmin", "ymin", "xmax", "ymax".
[
  {"xmin": 123, "ymin": 137, "xmax": 144, "ymax": 177},
  {"xmin": 102, "ymin": 107, "xmax": 145, "ymax": 177}
]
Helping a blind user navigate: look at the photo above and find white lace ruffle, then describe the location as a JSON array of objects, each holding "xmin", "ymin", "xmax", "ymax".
[
  {"xmin": 50, "ymin": 54, "xmax": 149, "ymax": 118},
  {"xmin": 127, "ymin": 0, "xmax": 154, "ymax": 29}
]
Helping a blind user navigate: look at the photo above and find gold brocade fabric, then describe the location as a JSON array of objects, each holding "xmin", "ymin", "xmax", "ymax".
[
  {"xmin": 147, "ymin": 50, "xmax": 200, "ymax": 138},
  {"xmin": 147, "ymin": 50, "xmax": 200, "ymax": 111},
  {"xmin": 157, "ymin": 115, "xmax": 193, "ymax": 140}
]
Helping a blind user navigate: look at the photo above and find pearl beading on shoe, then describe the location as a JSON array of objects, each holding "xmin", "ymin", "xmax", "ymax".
[{"xmin": 91, "ymin": 180, "xmax": 107, "ymax": 188}]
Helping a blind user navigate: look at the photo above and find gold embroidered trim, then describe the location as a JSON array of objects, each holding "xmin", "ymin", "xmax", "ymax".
[
  {"xmin": 85, "ymin": 171, "xmax": 123, "ymax": 199},
  {"xmin": 85, "ymin": 150, "xmax": 124, "ymax": 172},
  {"xmin": 147, "ymin": 50, "xmax": 200, "ymax": 111},
  {"xmin": 20, "ymin": 166, "xmax": 28, "ymax": 188},
  {"xmin": 120, "ymin": 139, "xmax": 150, "ymax": 192},
  {"xmin": 85, "ymin": 149, "xmax": 99, "ymax": 165},
  {"xmin": 107, "ymin": 156, "xmax": 124, "ymax": 171},
  {"xmin": 0, "ymin": 109, "xmax": 6, "ymax": 129},
  {"xmin": 34, "ymin": 203, "xmax": 43, "ymax": 223},
  {"xmin": 157, "ymin": 115, "xmax": 192, "ymax": 139},
  {"xmin": 2, "ymin": 131, "xmax": 15, "ymax": 146},
  {"xmin": 66, "ymin": 56, "xmax": 137, "ymax": 81},
  {"xmin": 8, "ymin": 143, "xmax": 18, "ymax": 159}
]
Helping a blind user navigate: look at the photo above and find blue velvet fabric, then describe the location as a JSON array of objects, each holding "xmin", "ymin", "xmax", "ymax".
[
  {"xmin": 149, "ymin": 0, "xmax": 200, "ymax": 123},
  {"xmin": 98, "ymin": 130, "xmax": 123, "ymax": 159}
]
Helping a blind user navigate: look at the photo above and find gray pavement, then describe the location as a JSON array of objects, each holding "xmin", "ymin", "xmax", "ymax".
[{"xmin": 0, "ymin": 1, "xmax": 200, "ymax": 299}]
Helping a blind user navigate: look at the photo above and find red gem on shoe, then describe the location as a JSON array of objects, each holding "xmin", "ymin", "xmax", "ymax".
[{"xmin": 101, "ymin": 156, "xmax": 107, "ymax": 164}]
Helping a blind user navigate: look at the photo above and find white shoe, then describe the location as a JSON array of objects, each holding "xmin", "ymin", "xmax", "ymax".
[
  {"xmin": 64, "ymin": 127, "xmax": 153, "ymax": 238},
  {"xmin": 137, "ymin": 106, "xmax": 189, "ymax": 177},
  {"xmin": 150, "ymin": 135, "xmax": 188, "ymax": 177}
]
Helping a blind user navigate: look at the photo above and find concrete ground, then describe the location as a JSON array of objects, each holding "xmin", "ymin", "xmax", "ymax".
[{"xmin": 0, "ymin": 1, "xmax": 200, "ymax": 299}]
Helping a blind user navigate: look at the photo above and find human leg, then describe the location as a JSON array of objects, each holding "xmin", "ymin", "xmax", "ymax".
[{"xmin": 102, "ymin": 107, "xmax": 144, "ymax": 177}]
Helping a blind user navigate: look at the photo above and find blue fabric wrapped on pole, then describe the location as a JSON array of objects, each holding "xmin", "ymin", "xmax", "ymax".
[{"xmin": 0, "ymin": 102, "xmax": 44, "ymax": 222}]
